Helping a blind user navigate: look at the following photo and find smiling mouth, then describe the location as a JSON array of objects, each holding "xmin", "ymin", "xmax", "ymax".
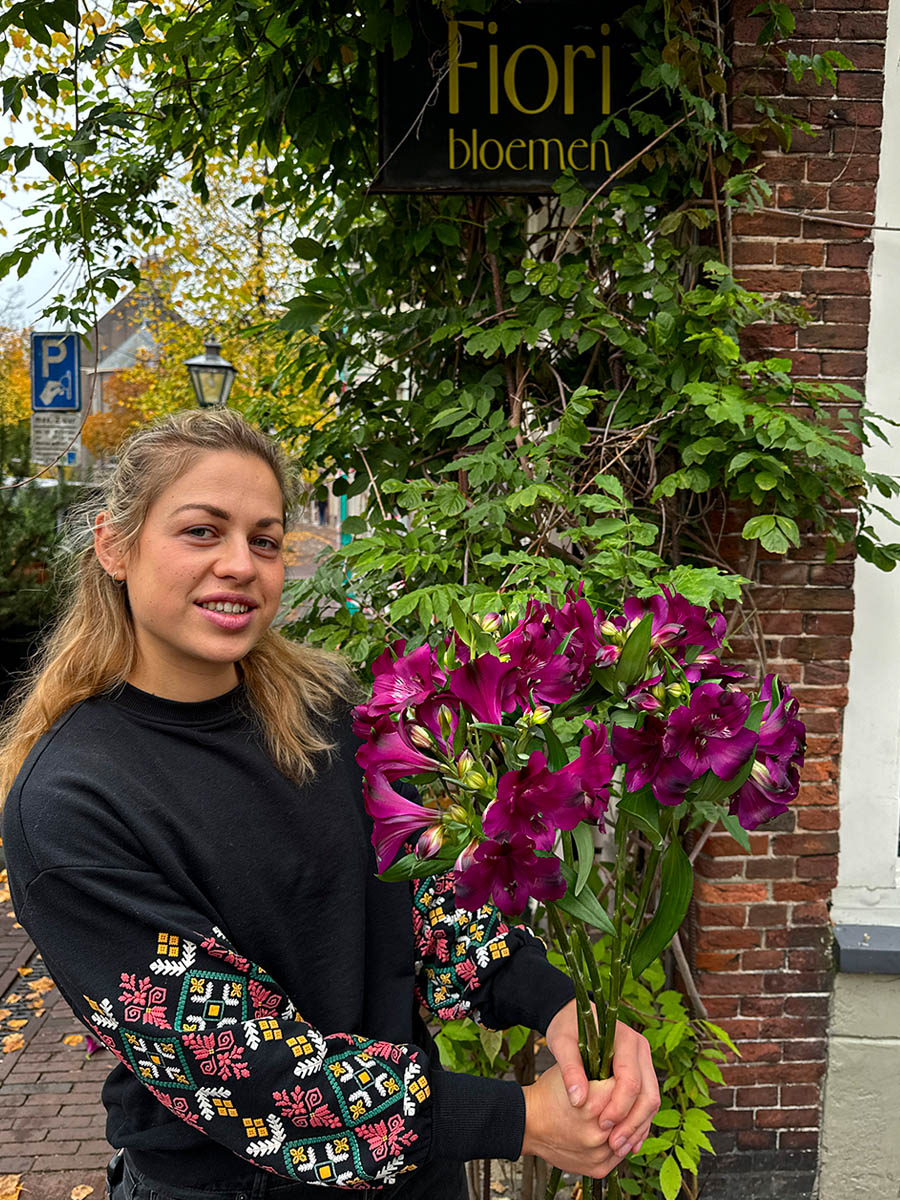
[{"xmin": 197, "ymin": 601, "xmax": 254, "ymax": 614}]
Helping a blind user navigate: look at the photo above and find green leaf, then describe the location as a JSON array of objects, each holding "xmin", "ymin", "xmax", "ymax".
[
  {"xmin": 572, "ymin": 822, "xmax": 595, "ymax": 896},
  {"xmin": 618, "ymin": 787, "xmax": 663, "ymax": 849},
  {"xmin": 542, "ymin": 725, "xmax": 568, "ymax": 771},
  {"xmin": 556, "ymin": 867, "xmax": 616, "ymax": 935},
  {"xmin": 719, "ymin": 810, "xmax": 752, "ymax": 851},
  {"xmin": 278, "ymin": 294, "xmax": 330, "ymax": 332},
  {"xmin": 652, "ymin": 1109, "xmax": 682, "ymax": 1128},
  {"xmin": 614, "ymin": 613, "xmax": 654, "ymax": 688},
  {"xmin": 479, "ymin": 1027, "xmax": 503, "ymax": 1065},
  {"xmin": 659, "ymin": 1154, "xmax": 683, "ymax": 1200},
  {"xmin": 689, "ymin": 752, "xmax": 755, "ymax": 806},
  {"xmin": 506, "ymin": 1025, "xmax": 530, "ymax": 1057},
  {"xmin": 340, "ymin": 515, "xmax": 367, "ymax": 536},
  {"xmin": 630, "ymin": 838, "xmax": 694, "ymax": 979},
  {"xmin": 469, "ymin": 722, "xmax": 516, "ymax": 741},
  {"xmin": 380, "ymin": 852, "xmax": 456, "ymax": 882}
]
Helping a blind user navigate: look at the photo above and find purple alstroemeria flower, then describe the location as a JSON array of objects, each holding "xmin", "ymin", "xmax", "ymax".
[
  {"xmin": 483, "ymin": 751, "xmax": 583, "ymax": 850},
  {"xmin": 368, "ymin": 643, "xmax": 446, "ymax": 716},
  {"xmin": 651, "ymin": 755, "xmax": 702, "ymax": 806},
  {"xmin": 355, "ymin": 714, "xmax": 443, "ymax": 782},
  {"xmin": 554, "ymin": 595, "xmax": 603, "ymax": 689},
  {"xmin": 455, "ymin": 833, "xmax": 567, "ymax": 915},
  {"xmin": 729, "ymin": 676, "xmax": 805, "ymax": 830},
  {"xmin": 560, "ymin": 720, "xmax": 616, "ymax": 824},
  {"xmin": 617, "ymin": 588, "xmax": 725, "ymax": 660},
  {"xmin": 497, "ymin": 601, "xmax": 578, "ymax": 706},
  {"xmin": 363, "ymin": 772, "xmax": 441, "ymax": 872},
  {"xmin": 625, "ymin": 673, "xmax": 666, "ymax": 713},
  {"xmin": 372, "ymin": 639, "xmax": 406, "ymax": 678},
  {"xmin": 448, "ymin": 653, "xmax": 519, "ymax": 725},
  {"xmin": 411, "ymin": 695, "xmax": 459, "ymax": 756},
  {"xmin": 662, "ymin": 682, "xmax": 758, "ymax": 780},
  {"xmin": 730, "ymin": 757, "xmax": 800, "ymax": 830},
  {"xmin": 611, "ymin": 718, "xmax": 667, "ymax": 792},
  {"xmin": 755, "ymin": 675, "xmax": 806, "ymax": 762},
  {"xmin": 683, "ymin": 652, "xmax": 747, "ymax": 685}
]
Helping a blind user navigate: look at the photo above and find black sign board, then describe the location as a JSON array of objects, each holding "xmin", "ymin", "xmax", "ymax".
[{"xmin": 375, "ymin": 1, "xmax": 640, "ymax": 193}]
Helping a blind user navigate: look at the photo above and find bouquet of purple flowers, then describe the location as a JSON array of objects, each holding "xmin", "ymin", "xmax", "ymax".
[{"xmin": 353, "ymin": 587, "xmax": 804, "ymax": 1198}]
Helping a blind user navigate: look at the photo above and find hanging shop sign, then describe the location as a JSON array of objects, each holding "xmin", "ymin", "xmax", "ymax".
[{"xmin": 375, "ymin": 0, "xmax": 643, "ymax": 193}]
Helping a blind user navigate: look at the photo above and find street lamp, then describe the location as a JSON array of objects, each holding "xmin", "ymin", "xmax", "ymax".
[{"xmin": 184, "ymin": 338, "xmax": 237, "ymax": 408}]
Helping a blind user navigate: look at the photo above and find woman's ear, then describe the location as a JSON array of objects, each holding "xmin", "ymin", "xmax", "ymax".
[{"xmin": 94, "ymin": 512, "xmax": 126, "ymax": 582}]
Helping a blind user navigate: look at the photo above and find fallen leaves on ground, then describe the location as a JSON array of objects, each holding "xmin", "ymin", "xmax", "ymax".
[
  {"xmin": 28, "ymin": 975, "xmax": 55, "ymax": 994},
  {"xmin": 63, "ymin": 1034, "xmax": 84, "ymax": 1047},
  {"xmin": 70, "ymin": 1186, "xmax": 94, "ymax": 1200},
  {"xmin": 6, "ymin": 1019, "xmax": 27, "ymax": 1030},
  {"xmin": 4, "ymin": 994, "xmax": 20, "ymax": 1005},
  {"xmin": 2, "ymin": 1032, "xmax": 25, "ymax": 1054},
  {"xmin": 0, "ymin": 1009, "xmax": 9, "ymax": 1022},
  {"xmin": 0, "ymin": 1175, "xmax": 22, "ymax": 1200},
  {"xmin": 15, "ymin": 967, "xmax": 32, "ymax": 977}
]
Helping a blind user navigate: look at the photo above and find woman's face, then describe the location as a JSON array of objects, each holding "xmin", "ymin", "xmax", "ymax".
[{"xmin": 113, "ymin": 448, "xmax": 285, "ymax": 701}]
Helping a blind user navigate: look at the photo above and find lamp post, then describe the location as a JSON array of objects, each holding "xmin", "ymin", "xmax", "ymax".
[{"xmin": 184, "ymin": 338, "xmax": 237, "ymax": 408}]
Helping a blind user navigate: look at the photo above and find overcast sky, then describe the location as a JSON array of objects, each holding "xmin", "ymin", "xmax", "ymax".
[{"xmin": 0, "ymin": 111, "xmax": 79, "ymax": 331}]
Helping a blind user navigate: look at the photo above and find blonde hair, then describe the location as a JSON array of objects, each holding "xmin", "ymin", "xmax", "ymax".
[{"xmin": 0, "ymin": 408, "xmax": 358, "ymax": 797}]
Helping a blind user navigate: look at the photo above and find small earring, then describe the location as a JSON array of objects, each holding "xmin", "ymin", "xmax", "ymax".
[{"xmin": 111, "ymin": 572, "xmax": 125, "ymax": 585}]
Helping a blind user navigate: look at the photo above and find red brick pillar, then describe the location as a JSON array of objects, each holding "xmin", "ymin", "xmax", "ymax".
[{"xmin": 692, "ymin": 3, "xmax": 886, "ymax": 1194}]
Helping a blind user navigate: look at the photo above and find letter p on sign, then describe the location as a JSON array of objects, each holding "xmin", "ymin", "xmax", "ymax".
[{"xmin": 42, "ymin": 338, "xmax": 67, "ymax": 376}]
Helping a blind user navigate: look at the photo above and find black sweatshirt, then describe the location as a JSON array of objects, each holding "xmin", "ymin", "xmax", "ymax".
[{"xmin": 2, "ymin": 683, "xmax": 575, "ymax": 1192}]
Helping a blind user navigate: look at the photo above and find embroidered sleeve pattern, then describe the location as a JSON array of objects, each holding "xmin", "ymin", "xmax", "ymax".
[
  {"xmin": 83, "ymin": 925, "xmax": 431, "ymax": 1188},
  {"xmin": 412, "ymin": 872, "xmax": 538, "ymax": 1028}
]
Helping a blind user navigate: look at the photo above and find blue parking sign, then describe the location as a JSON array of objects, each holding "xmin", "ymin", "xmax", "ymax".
[{"xmin": 31, "ymin": 332, "xmax": 82, "ymax": 411}]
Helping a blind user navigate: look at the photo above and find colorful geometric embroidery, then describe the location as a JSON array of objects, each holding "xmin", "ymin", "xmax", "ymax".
[
  {"xmin": 83, "ymin": 924, "xmax": 433, "ymax": 1187},
  {"xmin": 412, "ymin": 872, "xmax": 518, "ymax": 1023},
  {"xmin": 176, "ymin": 969, "xmax": 249, "ymax": 1031},
  {"xmin": 119, "ymin": 1029, "xmax": 196, "ymax": 1090}
]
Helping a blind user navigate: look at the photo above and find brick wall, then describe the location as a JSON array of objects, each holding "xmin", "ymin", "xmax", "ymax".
[{"xmin": 692, "ymin": 2, "xmax": 886, "ymax": 1195}]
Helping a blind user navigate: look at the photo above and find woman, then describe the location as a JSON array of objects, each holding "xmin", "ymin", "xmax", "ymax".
[{"xmin": 0, "ymin": 409, "xmax": 658, "ymax": 1199}]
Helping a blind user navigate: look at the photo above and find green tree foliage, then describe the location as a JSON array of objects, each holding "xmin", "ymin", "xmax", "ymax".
[{"xmin": 2, "ymin": 0, "xmax": 894, "ymax": 670}]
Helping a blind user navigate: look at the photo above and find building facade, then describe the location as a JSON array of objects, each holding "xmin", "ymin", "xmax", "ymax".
[{"xmin": 690, "ymin": 2, "xmax": 897, "ymax": 1196}]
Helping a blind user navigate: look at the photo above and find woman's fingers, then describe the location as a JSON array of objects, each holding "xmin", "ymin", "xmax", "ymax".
[{"xmin": 600, "ymin": 1022, "xmax": 661, "ymax": 1154}]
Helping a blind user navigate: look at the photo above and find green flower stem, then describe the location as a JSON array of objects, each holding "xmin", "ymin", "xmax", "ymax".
[
  {"xmin": 622, "ymin": 843, "xmax": 661, "ymax": 963},
  {"xmin": 574, "ymin": 921, "xmax": 607, "ymax": 1033},
  {"xmin": 545, "ymin": 1167, "xmax": 562, "ymax": 1200},
  {"xmin": 600, "ymin": 810, "xmax": 631, "ymax": 1078},
  {"xmin": 547, "ymin": 904, "xmax": 599, "ymax": 1073}
]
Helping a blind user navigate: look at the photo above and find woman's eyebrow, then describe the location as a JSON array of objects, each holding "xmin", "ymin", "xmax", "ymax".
[{"xmin": 170, "ymin": 503, "xmax": 284, "ymax": 528}]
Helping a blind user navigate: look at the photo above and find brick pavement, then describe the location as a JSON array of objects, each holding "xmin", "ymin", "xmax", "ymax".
[{"xmin": 0, "ymin": 869, "xmax": 112, "ymax": 1200}]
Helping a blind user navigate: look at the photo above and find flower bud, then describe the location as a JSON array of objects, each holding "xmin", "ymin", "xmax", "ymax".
[
  {"xmin": 464, "ymin": 771, "xmax": 488, "ymax": 791},
  {"xmin": 444, "ymin": 805, "xmax": 469, "ymax": 826},
  {"xmin": 481, "ymin": 612, "xmax": 502, "ymax": 633},
  {"xmin": 651, "ymin": 684, "xmax": 667, "ymax": 703},
  {"xmin": 598, "ymin": 620, "xmax": 618, "ymax": 637},
  {"xmin": 408, "ymin": 724, "xmax": 433, "ymax": 750},
  {"xmin": 454, "ymin": 839, "xmax": 479, "ymax": 873},
  {"xmin": 456, "ymin": 750, "xmax": 475, "ymax": 778},
  {"xmin": 417, "ymin": 825, "xmax": 446, "ymax": 859},
  {"xmin": 437, "ymin": 706, "xmax": 454, "ymax": 741},
  {"xmin": 666, "ymin": 683, "xmax": 685, "ymax": 698},
  {"xmin": 529, "ymin": 704, "xmax": 552, "ymax": 726}
]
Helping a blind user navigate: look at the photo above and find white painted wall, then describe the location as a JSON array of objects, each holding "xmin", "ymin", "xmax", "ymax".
[
  {"xmin": 820, "ymin": 5, "xmax": 900, "ymax": 1196},
  {"xmin": 830, "ymin": 0, "xmax": 900, "ymax": 929}
]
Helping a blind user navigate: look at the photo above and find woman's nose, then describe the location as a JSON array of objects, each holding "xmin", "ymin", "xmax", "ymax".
[{"xmin": 213, "ymin": 537, "xmax": 257, "ymax": 581}]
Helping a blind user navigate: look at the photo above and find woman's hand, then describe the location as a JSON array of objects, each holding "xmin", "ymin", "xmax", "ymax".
[
  {"xmin": 544, "ymin": 1000, "xmax": 660, "ymax": 1159},
  {"xmin": 521, "ymin": 1065, "xmax": 628, "ymax": 1179}
]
